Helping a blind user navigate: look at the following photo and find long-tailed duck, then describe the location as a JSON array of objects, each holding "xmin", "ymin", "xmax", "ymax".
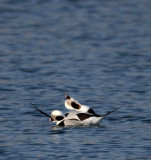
[
  {"xmin": 65, "ymin": 95, "xmax": 96, "ymax": 115},
  {"xmin": 31, "ymin": 102, "xmax": 123, "ymax": 127},
  {"xmin": 31, "ymin": 104, "xmax": 81, "ymax": 126}
]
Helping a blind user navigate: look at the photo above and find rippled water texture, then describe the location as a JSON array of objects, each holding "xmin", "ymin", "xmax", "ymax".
[{"xmin": 0, "ymin": 0, "xmax": 151, "ymax": 159}]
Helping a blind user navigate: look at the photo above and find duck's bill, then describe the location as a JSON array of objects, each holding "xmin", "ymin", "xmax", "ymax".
[
  {"xmin": 65, "ymin": 94, "xmax": 71, "ymax": 99},
  {"xmin": 49, "ymin": 118, "xmax": 53, "ymax": 122}
]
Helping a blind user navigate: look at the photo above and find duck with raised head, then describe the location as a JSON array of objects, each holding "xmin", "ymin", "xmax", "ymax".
[
  {"xmin": 65, "ymin": 94, "xmax": 96, "ymax": 115},
  {"xmin": 31, "ymin": 96, "xmax": 124, "ymax": 126},
  {"xmin": 64, "ymin": 95, "xmax": 124, "ymax": 125}
]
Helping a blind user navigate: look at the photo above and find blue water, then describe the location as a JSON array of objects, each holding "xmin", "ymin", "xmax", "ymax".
[{"xmin": 0, "ymin": 0, "xmax": 151, "ymax": 159}]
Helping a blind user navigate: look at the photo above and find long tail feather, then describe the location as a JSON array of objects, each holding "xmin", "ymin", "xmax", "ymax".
[
  {"xmin": 102, "ymin": 105, "xmax": 124, "ymax": 118},
  {"xmin": 31, "ymin": 103, "xmax": 51, "ymax": 118}
]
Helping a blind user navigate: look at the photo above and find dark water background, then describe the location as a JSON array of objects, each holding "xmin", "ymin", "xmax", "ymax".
[{"xmin": 0, "ymin": 0, "xmax": 151, "ymax": 159}]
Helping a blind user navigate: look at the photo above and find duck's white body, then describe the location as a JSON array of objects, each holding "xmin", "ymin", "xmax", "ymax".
[
  {"xmin": 56, "ymin": 111, "xmax": 103, "ymax": 127},
  {"xmin": 80, "ymin": 116, "xmax": 103, "ymax": 125}
]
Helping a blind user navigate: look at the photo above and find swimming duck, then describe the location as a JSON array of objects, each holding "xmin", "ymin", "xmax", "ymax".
[{"xmin": 31, "ymin": 102, "xmax": 123, "ymax": 127}]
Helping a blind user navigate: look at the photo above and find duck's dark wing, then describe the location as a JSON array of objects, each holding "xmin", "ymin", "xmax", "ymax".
[{"xmin": 76, "ymin": 113, "xmax": 94, "ymax": 121}]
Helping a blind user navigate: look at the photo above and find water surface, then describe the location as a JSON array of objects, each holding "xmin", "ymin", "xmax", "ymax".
[{"xmin": 0, "ymin": 0, "xmax": 151, "ymax": 159}]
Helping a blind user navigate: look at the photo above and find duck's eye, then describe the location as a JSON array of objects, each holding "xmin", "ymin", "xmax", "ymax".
[{"xmin": 71, "ymin": 102, "xmax": 80, "ymax": 109}]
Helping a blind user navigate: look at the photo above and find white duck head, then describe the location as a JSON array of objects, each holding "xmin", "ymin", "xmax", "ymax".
[
  {"xmin": 50, "ymin": 110, "xmax": 65, "ymax": 124},
  {"xmin": 64, "ymin": 95, "xmax": 96, "ymax": 115}
]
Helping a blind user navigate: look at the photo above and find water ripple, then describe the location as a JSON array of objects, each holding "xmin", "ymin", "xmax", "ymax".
[{"xmin": 1, "ymin": 0, "xmax": 151, "ymax": 159}]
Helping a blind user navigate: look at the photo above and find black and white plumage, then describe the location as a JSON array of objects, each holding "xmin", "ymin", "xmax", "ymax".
[
  {"xmin": 31, "ymin": 104, "xmax": 102, "ymax": 126},
  {"xmin": 31, "ymin": 95, "xmax": 124, "ymax": 127},
  {"xmin": 65, "ymin": 95, "xmax": 96, "ymax": 115},
  {"xmin": 66, "ymin": 111, "xmax": 103, "ymax": 126},
  {"xmin": 49, "ymin": 110, "xmax": 102, "ymax": 126},
  {"xmin": 64, "ymin": 95, "xmax": 124, "ymax": 126},
  {"xmin": 50, "ymin": 110, "xmax": 81, "ymax": 126}
]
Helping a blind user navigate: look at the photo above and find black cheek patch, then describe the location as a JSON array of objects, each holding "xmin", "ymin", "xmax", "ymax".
[
  {"xmin": 55, "ymin": 116, "xmax": 64, "ymax": 121},
  {"xmin": 71, "ymin": 102, "xmax": 81, "ymax": 110}
]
